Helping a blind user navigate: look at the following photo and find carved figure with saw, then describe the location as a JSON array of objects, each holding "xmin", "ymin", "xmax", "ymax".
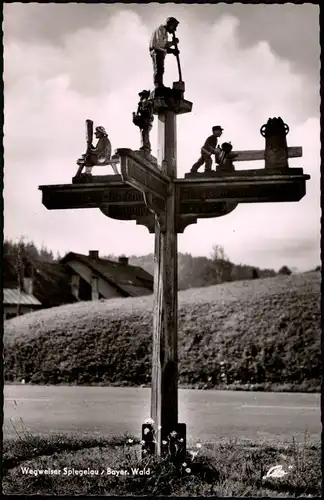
[{"xmin": 76, "ymin": 120, "xmax": 116, "ymax": 176}]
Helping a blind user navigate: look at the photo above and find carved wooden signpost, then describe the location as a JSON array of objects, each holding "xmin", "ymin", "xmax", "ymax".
[{"xmin": 39, "ymin": 27, "xmax": 310, "ymax": 459}]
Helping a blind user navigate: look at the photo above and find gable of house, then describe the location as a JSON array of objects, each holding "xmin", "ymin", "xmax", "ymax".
[{"xmin": 63, "ymin": 258, "xmax": 125, "ymax": 299}]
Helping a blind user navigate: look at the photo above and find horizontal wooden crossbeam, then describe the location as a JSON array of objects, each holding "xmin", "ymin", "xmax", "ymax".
[
  {"xmin": 176, "ymin": 173, "xmax": 309, "ymax": 204},
  {"xmin": 39, "ymin": 168, "xmax": 310, "ymax": 213}
]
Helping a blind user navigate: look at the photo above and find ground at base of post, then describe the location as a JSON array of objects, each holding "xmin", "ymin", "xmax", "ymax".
[{"xmin": 3, "ymin": 431, "xmax": 320, "ymax": 497}]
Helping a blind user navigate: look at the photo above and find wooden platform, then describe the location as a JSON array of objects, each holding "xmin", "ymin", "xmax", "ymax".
[{"xmin": 150, "ymin": 86, "xmax": 192, "ymax": 115}]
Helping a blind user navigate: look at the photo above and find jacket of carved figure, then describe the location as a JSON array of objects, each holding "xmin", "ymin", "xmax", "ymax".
[
  {"xmin": 92, "ymin": 136, "xmax": 112, "ymax": 164},
  {"xmin": 201, "ymin": 135, "xmax": 219, "ymax": 156},
  {"xmin": 149, "ymin": 25, "xmax": 168, "ymax": 53},
  {"xmin": 137, "ymin": 99, "xmax": 154, "ymax": 122}
]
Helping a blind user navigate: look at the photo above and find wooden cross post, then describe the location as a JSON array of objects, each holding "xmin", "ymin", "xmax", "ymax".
[
  {"xmin": 39, "ymin": 89, "xmax": 310, "ymax": 460},
  {"xmin": 151, "ymin": 101, "xmax": 185, "ymax": 456},
  {"xmin": 118, "ymin": 87, "xmax": 193, "ymax": 458}
]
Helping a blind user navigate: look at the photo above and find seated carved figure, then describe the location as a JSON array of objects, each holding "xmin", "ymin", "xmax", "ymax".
[
  {"xmin": 215, "ymin": 142, "xmax": 235, "ymax": 172},
  {"xmin": 77, "ymin": 126, "xmax": 113, "ymax": 174}
]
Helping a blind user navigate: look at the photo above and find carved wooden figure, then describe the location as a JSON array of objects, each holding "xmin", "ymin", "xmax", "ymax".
[
  {"xmin": 149, "ymin": 17, "xmax": 180, "ymax": 88},
  {"xmin": 191, "ymin": 126, "xmax": 224, "ymax": 173},
  {"xmin": 76, "ymin": 121, "xmax": 118, "ymax": 177},
  {"xmin": 215, "ymin": 142, "xmax": 235, "ymax": 172},
  {"xmin": 132, "ymin": 90, "xmax": 154, "ymax": 154}
]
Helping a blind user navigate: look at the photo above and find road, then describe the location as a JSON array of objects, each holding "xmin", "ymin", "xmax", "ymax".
[{"xmin": 4, "ymin": 385, "xmax": 321, "ymax": 444}]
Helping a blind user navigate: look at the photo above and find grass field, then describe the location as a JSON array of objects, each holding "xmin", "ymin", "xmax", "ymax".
[
  {"xmin": 4, "ymin": 272, "xmax": 321, "ymax": 391},
  {"xmin": 2, "ymin": 429, "xmax": 321, "ymax": 496}
]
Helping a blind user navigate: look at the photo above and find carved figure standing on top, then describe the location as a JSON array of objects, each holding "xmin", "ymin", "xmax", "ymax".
[
  {"xmin": 190, "ymin": 126, "xmax": 224, "ymax": 173},
  {"xmin": 77, "ymin": 122, "xmax": 112, "ymax": 175},
  {"xmin": 132, "ymin": 90, "xmax": 154, "ymax": 153},
  {"xmin": 149, "ymin": 17, "xmax": 180, "ymax": 88}
]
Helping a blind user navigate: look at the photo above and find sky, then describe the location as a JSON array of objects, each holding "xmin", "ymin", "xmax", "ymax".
[{"xmin": 3, "ymin": 3, "xmax": 320, "ymax": 271}]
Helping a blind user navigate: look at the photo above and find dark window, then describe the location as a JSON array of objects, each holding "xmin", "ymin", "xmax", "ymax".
[{"xmin": 78, "ymin": 277, "xmax": 92, "ymax": 301}]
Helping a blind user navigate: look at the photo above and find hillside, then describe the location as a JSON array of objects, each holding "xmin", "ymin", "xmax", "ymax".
[{"xmin": 4, "ymin": 272, "xmax": 321, "ymax": 392}]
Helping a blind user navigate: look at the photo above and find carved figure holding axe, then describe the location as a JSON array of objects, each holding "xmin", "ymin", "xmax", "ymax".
[
  {"xmin": 149, "ymin": 17, "xmax": 180, "ymax": 88},
  {"xmin": 76, "ymin": 120, "xmax": 112, "ymax": 176}
]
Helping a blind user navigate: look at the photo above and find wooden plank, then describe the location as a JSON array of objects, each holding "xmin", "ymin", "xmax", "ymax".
[
  {"xmin": 99, "ymin": 203, "xmax": 150, "ymax": 220},
  {"xmin": 180, "ymin": 201, "xmax": 238, "ymax": 217},
  {"xmin": 72, "ymin": 174, "xmax": 122, "ymax": 184},
  {"xmin": 92, "ymin": 159, "xmax": 120, "ymax": 166},
  {"xmin": 123, "ymin": 149, "xmax": 161, "ymax": 174},
  {"xmin": 101, "ymin": 187, "xmax": 144, "ymax": 205},
  {"xmin": 177, "ymin": 177, "xmax": 308, "ymax": 204},
  {"xmin": 40, "ymin": 186, "xmax": 105, "ymax": 209},
  {"xmin": 231, "ymin": 146, "xmax": 302, "ymax": 162},
  {"xmin": 120, "ymin": 155, "xmax": 169, "ymax": 200},
  {"xmin": 39, "ymin": 184, "xmax": 142, "ymax": 210},
  {"xmin": 117, "ymin": 148, "xmax": 170, "ymax": 178}
]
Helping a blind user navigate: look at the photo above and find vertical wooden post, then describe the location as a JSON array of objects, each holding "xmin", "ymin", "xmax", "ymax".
[{"xmin": 151, "ymin": 109, "xmax": 179, "ymax": 455}]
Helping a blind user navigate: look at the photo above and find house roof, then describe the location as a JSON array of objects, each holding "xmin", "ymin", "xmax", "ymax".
[
  {"xmin": 3, "ymin": 255, "xmax": 78, "ymax": 308},
  {"xmin": 4, "ymin": 288, "xmax": 42, "ymax": 306},
  {"xmin": 60, "ymin": 252, "xmax": 153, "ymax": 297},
  {"xmin": 31, "ymin": 260, "xmax": 78, "ymax": 307}
]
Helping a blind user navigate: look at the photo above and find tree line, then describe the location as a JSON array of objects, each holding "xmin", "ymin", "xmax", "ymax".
[
  {"xmin": 119, "ymin": 244, "xmax": 279, "ymax": 290},
  {"xmin": 4, "ymin": 238, "xmax": 295, "ymax": 291}
]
